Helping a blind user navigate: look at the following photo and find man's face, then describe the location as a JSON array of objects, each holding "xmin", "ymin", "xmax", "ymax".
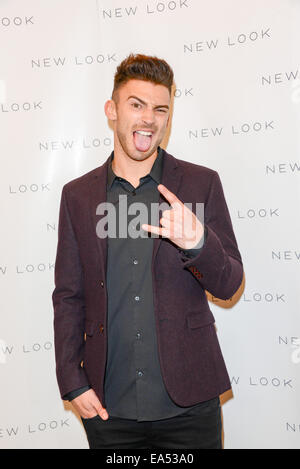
[{"xmin": 106, "ymin": 79, "xmax": 171, "ymax": 161}]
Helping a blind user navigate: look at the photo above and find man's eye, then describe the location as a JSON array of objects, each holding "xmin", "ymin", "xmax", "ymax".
[{"xmin": 132, "ymin": 103, "xmax": 141, "ymax": 108}]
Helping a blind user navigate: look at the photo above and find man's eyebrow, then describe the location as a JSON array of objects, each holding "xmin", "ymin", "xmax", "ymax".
[{"xmin": 127, "ymin": 95, "xmax": 169, "ymax": 109}]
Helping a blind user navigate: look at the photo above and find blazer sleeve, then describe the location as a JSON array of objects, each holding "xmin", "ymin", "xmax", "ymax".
[
  {"xmin": 180, "ymin": 171, "xmax": 243, "ymax": 300},
  {"xmin": 52, "ymin": 186, "xmax": 90, "ymax": 399}
]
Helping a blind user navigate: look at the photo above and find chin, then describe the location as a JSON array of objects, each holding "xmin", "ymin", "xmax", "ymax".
[{"xmin": 127, "ymin": 145, "xmax": 158, "ymax": 161}]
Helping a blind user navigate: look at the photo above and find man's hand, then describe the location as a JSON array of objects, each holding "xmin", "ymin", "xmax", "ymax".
[
  {"xmin": 142, "ymin": 184, "xmax": 204, "ymax": 250},
  {"xmin": 71, "ymin": 389, "xmax": 109, "ymax": 420}
]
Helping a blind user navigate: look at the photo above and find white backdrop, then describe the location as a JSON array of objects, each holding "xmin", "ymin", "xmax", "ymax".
[{"xmin": 0, "ymin": 0, "xmax": 299, "ymax": 449}]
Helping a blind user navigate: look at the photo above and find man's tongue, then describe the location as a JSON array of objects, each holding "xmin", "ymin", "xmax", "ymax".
[{"xmin": 133, "ymin": 131, "xmax": 152, "ymax": 152}]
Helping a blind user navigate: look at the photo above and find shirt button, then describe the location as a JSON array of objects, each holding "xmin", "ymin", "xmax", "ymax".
[
  {"xmin": 137, "ymin": 370, "xmax": 143, "ymax": 377},
  {"xmin": 100, "ymin": 280, "xmax": 104, "ymax": 287},
  {"xmin": 134, "ymin": 295, "xmax": 140, "ymax": 301},
  {"xmin": 133, "ymin": 259, "xmax": 138, "ymax": 265},
  {"xmin": 136, "ymin": 332, "xmax": 141, "ymax": 340}
]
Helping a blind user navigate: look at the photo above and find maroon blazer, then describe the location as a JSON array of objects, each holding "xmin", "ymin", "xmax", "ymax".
[{"xmin": 52, "ymin": 150, "xmax": 243, "ymax": 406}]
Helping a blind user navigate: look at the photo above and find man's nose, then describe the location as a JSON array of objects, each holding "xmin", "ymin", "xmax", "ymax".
[{"xmin": 141, "ymin": 107, "xmax": 155, "ymax": 125}]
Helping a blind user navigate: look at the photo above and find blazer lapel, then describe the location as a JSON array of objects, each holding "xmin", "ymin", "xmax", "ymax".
[
  {"xmin": 152, "ymin": 150, "xmax": 183, "ymax": 264},
  {"xmin": 89, "ymin": 155, "xmax": 111, "ymax": 275}
]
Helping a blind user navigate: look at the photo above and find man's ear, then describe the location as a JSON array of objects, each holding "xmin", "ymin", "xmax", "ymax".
[{"xmin": 104, "ymin": 99, "xmax": 117, "ymax": 121}]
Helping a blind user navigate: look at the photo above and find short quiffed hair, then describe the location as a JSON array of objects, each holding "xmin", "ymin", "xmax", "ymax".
[{"xmin": 112, "ymin": 53, "xmax": 174, "ymax": 100}]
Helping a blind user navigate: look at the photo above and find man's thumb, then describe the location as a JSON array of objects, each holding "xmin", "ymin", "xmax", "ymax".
[{"xmin": 97, "ymin": 404, "xmax": 109, "ymax": 420}]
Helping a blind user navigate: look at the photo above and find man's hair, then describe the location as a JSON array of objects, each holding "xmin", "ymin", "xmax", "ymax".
[{"xmin": 112, "ymin": 53, "xmax": 174, "ymax": 100}]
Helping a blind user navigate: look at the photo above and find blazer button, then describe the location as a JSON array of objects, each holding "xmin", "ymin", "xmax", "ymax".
[
  {"xmin": 100, "ymin": 280, "xmax": 104, "ymax": 287},
  {"xmin": 84, "ymin": 332, "xmax": 87, "ymax": 341},
  {"xmin": 99, "ymin": 324, "xmax": 104, "ymax": 333},
  {"xmin": 80, "ymin": 360, "xmax": 84, "ymax": 368}
]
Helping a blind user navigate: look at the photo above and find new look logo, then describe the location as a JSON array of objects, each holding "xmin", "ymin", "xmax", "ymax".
[
  {"xmin": 98, "ymin": 0, "xmax": 189, "ymax": 19},
  {"xmin": 0, "ymin": 340, "xmax": 7, "ymax": 364},
  {"xmin": 0, "ymin": 16, "xmax": 34, "ymax": 27},
  {"xmin": 184, "ymin": 28, "xmax": 271, "ymax": 54}
]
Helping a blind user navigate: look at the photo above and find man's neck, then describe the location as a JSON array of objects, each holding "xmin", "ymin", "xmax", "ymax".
[{"xmin": 111, "ymin": 147, "xmax": 158, "ymax": 189}]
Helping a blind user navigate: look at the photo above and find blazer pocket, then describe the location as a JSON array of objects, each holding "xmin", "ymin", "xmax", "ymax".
[{"xmin": 186, "ymin": 309, "xmax": 215, "ymax": 329}]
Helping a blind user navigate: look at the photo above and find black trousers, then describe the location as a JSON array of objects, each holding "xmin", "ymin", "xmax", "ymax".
[{"xmin": 81, "ymin": 397, "xmax": 222, "ymax": 449}]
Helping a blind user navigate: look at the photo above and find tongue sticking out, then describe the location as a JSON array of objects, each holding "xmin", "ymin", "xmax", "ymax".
[{"xmin": 133, "ymin": 132, "xmax": 152, "ymax": 152}]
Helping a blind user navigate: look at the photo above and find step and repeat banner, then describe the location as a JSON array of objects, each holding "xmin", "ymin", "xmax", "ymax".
[{"xmin": 0, "ymin": 0, "xmax": 299, "ymax": 449}]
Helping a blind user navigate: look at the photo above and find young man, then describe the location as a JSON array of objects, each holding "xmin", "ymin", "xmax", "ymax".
[{"xmin": 52, "ymin": 54, "xmax": 243, "ymax": 449}]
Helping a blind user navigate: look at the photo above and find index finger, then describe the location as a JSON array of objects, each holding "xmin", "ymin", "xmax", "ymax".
[{"xmin": 157, "ymin": 184, "xmax": 182, "ymax": 208}]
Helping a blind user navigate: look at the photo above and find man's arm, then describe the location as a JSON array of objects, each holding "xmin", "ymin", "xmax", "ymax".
[
  {"xmin": 142, "ymin": 174, "xmax": 243, "ymax": 300},
  {"xmin": 52, "ymin": 186, "xmax": 90, "ymax": 398},
  {"xmin": 53, "ymin": 187, "xmax": 109, "ymax": 420},
  {"xmin": 180, "ymin": 172, "xmax": 243, "ymax": 300}
]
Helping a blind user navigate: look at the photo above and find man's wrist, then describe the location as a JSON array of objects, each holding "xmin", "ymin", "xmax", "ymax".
[
  {"xmin": 63, "ymin": 385, "xmax": 91, "ymax": 401},
  {"xmin": 179, "ymin": 226, "xmax": 207, "ymax": 258}
]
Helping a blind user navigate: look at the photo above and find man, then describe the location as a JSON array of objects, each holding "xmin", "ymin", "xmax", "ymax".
[{"xmin": 52, "ymin": 54, "xmax": 243, "ymax": 449}]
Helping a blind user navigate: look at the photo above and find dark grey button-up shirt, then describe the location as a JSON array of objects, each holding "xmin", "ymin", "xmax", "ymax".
[{"xmin": 64, "ymin": 147, "xmax": 206, "ymax": 421}]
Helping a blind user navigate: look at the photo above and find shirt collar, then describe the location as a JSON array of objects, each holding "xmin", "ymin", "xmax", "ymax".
[{"xmin": 107, "ymin": 146, "xmax": 163, "ymax": 190}]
